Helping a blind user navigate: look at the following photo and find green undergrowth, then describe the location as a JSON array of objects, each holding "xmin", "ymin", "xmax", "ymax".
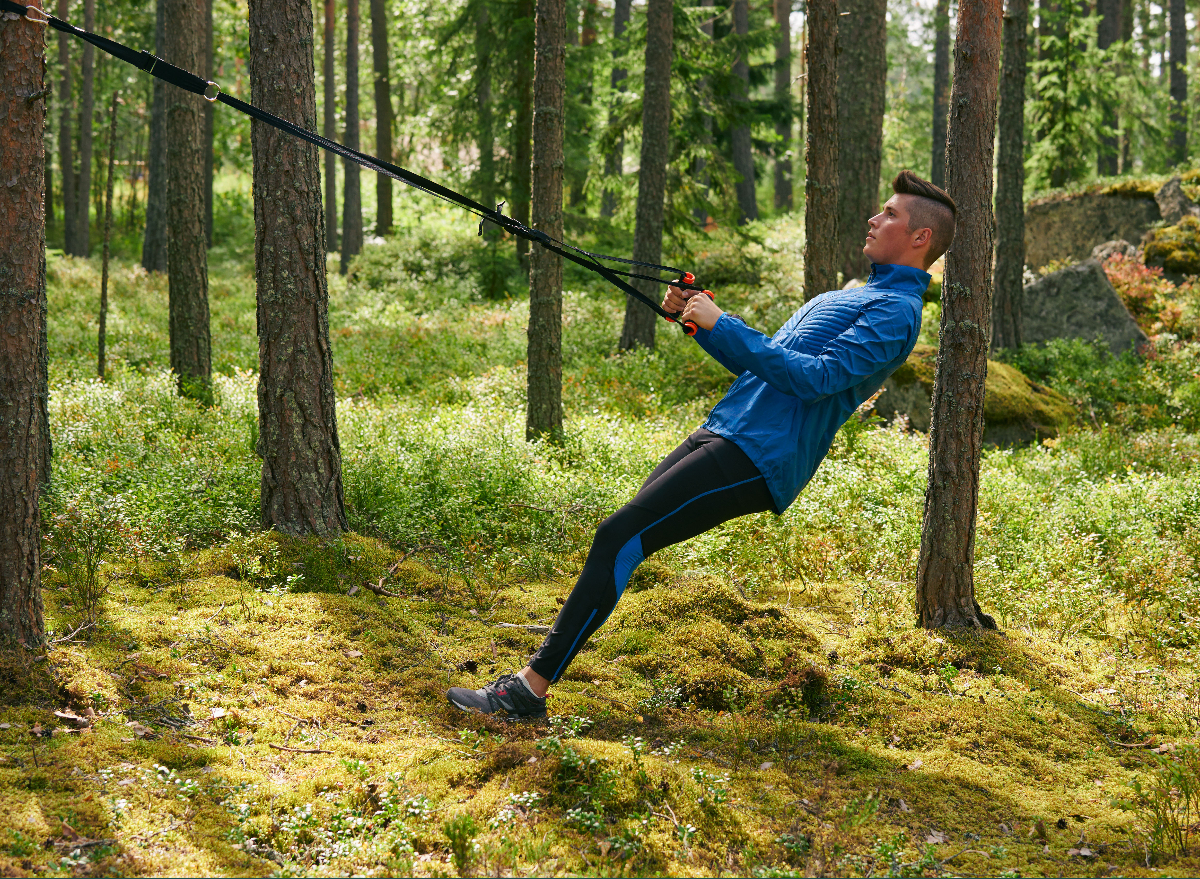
[{"xmin": 5, "ymin": 204, "xmax": 1200, "ymax": 877}]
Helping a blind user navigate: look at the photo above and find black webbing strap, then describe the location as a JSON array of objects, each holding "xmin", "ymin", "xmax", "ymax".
[{"xmin": 3, "ymin": 0, "xmax": 696, "ymax": 323}]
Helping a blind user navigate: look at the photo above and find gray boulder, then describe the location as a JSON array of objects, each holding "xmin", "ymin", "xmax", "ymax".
[
  {"xmin": 1154, "ymin": 176, "xmax": 1200, "ymax": 226},
  {"xmin": 1090, "ymin": 239, "xmax": 1136, "ymax": 262},
  {"xmin": 1021, "ymin": 259, "xmax": 1148, "ymax": 354}
]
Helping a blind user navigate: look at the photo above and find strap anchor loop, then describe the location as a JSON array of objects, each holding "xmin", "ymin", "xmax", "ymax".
[
  {"xmin": 203, "ymin": 81, "xmax": 221, "ymax": 102},
  {"xmin": 23, "ymin": 4, "xmax": 49, "ymax": 24}
]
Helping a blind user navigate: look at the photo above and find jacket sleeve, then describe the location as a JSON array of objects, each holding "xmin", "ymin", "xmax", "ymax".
[
  {"xmin": 705, "ymin": 303, "xmax": 916, "ymax": 401},
  {"xmin": 692, "ymin": 323, "xmax": 748, "ymax": 376}
]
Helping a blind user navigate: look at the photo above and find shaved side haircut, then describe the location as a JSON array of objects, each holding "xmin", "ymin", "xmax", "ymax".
[{"xmin": 892, "ymin": 170, "xmax": 957, "ymax": 262}]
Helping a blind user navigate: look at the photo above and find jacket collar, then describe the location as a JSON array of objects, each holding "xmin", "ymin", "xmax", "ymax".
[{"xmin": 866, "ymin": 263, "xmax": 932, "ymax": 293}]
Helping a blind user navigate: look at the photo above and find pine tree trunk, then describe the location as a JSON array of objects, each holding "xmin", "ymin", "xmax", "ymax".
[
  {"xmin": 1096, "ymin": 0, "xmax": 1120, "ymax": 174},
  {"xmin": 204, "ymin": 0, "xmax": 214, "ymax": 247},
  {"xmin": 1169, "ymin": 0, "xmax": 1187, "ymax": 163},
  {"xmin": 836, "ymin": 0, "xmax": 886, "ymax": 282},
  {"xmin": 513, "ymin": 0, "xmax": 535, "ymax": 271},
  {"xmin": 916, "ymin": 0, "xmax": 1002, "ymax": 631},
  {"xmin": 804, "ymin": 0, "xmax": 838, "ymax": 301},
  {"xmin": 57, "ymin": 0, "xmax": 75, "ymax": 257},
  {"xmin": 993, "ymin": 0, "xmax": 1027, "ymax": 352},
  {"xmin": 323, "ymin": 0, "xmax": 338, "ymax": 253},
  {"xmin": 142, "ymin": 0, "xmax": 169, "ymax": 272},
  {"xmin": 526, "ymin": 0, "xmax": 567, "ymax": 440},
  {"xmin": 1119, "ymin": 0, "xmax": 1132, "ymax": 170},
  {"xmin": 164, "ymin": 0, "xmax": 212, "ymax": 402},
  {"xmin": 370, "ymin": 0, "xmax": 393, "ymax": 235},
  {"xmin": 600, "ymin": 0, "xmax": 632, "ymax": 219},
  {"xmin": 618, "ymin": 0, "xmax": 673, "ymax": 350},
  {"xmin": 475, "ymin": 2, "xmax": 495, "ymax": 211},
  {"xmin": 567, "ymin": 0, "xmax": 598, "ymax": 208},
  {"xmin": 731, "ymin": 0, "xmax": 758, "ymax": 224},
  {"xmin": 0, "ymin": 6, "xmax": 48, "ymax": 648},
  {"xmin": 45, "ymin": 89, "xmax": 54, "ymax": 232},
  {"xmin": 248, "ymin": 0, "xmax": 348, "ymax": 536},
  {"xmin": 774, "ymin": 0, "xmax": 793, "ymax": 212},
  {"xmin": 693, "ymin": 0, "xmax": 715, "ymax": 225},
  {"xmin": 73, "ymin": 0, "xmax": 95, "ymax": 257},
  {"xmin": 100, "ymin": 90, "xmax": 119, "ymax": 380},
  {"xmin": 340, "ymin": 0, "xmax": 363, "ymax": 274},
  {"xmin": 930, "ymin": 0, "xmax": 951, "ymax": 187}
]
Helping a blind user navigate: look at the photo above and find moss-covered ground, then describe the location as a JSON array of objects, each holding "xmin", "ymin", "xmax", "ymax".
[{"xmin": 3, "ymin": 196, "xmax": 1200, "ymax": 877}]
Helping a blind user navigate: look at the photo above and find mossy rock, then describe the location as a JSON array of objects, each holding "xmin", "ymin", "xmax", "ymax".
[
  {"xmin": 1144, "ymin": 215, "xmax": 1200, "ymax": 277},
  {"xmin": 879, "ymin": 344, "xmax": 1077, "ymax": 444}
]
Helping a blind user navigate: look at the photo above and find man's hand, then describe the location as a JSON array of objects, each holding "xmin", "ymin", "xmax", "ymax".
[
  {"xmin": 662, "ymin": 283, "xmax": 692, "ymax": 315},
  {"xmin": 680, "ymin": 289, "xmax": 724, "ymax": 331}
]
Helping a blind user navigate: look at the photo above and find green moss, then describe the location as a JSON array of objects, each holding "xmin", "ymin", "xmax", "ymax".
[{"xmin": 1144, "ymin": 215, "xmax": 1200, "ymax": 276}]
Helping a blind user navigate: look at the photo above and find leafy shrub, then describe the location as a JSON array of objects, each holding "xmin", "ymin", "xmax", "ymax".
[
  {"xmin": 1102, "ymin": 253, "xmax": 1200, "ymax": 339},
  {"xmin": 1144, "ymin": 216, "xmax": 1200, "ymax": 276},
  {"xmin": 1115, "ymin": 744, "xmax": 1200, "ymax": 859}
]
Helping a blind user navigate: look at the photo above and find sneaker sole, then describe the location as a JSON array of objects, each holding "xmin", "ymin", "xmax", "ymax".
[{"xmin": 447, "ymin": 695, "xmax": 546, "ymax": 721}]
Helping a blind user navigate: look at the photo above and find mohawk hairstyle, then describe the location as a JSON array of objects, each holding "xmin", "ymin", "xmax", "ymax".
[{"xmin": 892, "ymin": 170, "xmax": 957, "ymax": 264}]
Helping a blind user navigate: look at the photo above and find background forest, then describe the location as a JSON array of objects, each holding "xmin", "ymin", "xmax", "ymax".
[{"xmin": 2, "ymin": 0, "xmax": 1200, "ymax": 876}]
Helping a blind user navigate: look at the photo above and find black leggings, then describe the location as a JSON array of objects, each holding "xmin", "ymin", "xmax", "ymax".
[{"xmin": 528, "ymin": 428, "xmax": 774, "ymax": 683}]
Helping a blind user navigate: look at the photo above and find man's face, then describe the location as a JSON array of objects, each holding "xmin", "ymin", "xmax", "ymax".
[{"xmin": 863, "ymin": 194, "xmax": 931, "ymax": 268}]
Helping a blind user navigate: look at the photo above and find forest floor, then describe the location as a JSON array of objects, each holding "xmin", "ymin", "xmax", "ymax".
[{"xmin": 2, "ymin": 201, "xmax": 1200, "ymax": 878}]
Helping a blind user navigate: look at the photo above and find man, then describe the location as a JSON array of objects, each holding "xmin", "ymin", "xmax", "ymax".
[{"xmin": 447, "ymin": 170, "xmax": 955, "ymax": 719}]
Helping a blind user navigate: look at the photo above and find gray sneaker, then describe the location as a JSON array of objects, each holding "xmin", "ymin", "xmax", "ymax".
[{"xmin": 447, "ymin": 673, "xmax": 547, "ymax": 720}]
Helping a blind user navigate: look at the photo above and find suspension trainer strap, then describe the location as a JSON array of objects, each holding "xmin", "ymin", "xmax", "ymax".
[{"xmin": 3, "ymin": 0, "xmax": 700, "ymax": 321}]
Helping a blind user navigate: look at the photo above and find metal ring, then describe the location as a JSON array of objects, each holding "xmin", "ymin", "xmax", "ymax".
[
  {"xmin": 203, "ymin": 81, "xmax": 221, "ymax": 102},
  {"xmin": 24, "ymin": 4, "xmax": 50, "ymax": 24}
]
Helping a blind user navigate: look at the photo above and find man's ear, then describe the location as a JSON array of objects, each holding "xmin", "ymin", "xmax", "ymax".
[{"xmin": 912, "ymin": 227, "xmax": 933, "ymax": 248}]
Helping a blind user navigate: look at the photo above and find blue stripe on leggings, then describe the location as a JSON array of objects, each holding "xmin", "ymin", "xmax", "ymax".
[{"xmin": 553, "ymin": 607, "xmax": 597, "ymax": 682}]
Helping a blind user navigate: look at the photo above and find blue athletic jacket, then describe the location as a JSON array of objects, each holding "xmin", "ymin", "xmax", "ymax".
[{"xmin": 692, "ymin": 262, "xmax": 929, "ymax": 513}]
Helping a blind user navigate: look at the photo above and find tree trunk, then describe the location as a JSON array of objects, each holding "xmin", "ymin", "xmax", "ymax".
[
  {"xmin": 513, "ymin": 0, "xmax": 535, "ymax": 271},
  {"xmin": 44, "ymin": 89, "xmax": 54, "ymax": 232},
  {"xmin": 1096, "ymin": 0, "xmax": 1120, "ymax": 175},
  {"xmin": 930, "ymin": 0, "xmax": 950, "ymax": 187},
  {"xmin": 600, "ymin": 0, "xmax": 632, "ymax": 219},
  {"xmin": 1169, "ymin": 0, "xmax": 1186, "ymax": 164},
  {"xmin": 731, "ymin": 0, "xmax": 758, "ymax": 224},
  {"xmin": 993, "ymin": 0, "xmax": 1027, "ymax": 352},
  {"xmin": 164, "ymin": 0, "xmax": 212, "ymax": 402},
  {"xmin": 804, "ymin": 0, "xmax": 838, "ymax": 301},
  {"xmin": 693, "ymin": 0, "xmax": 715, "ymax": 226},
  {"xmin": 475, "ymin": 2, "xmax": 495, "ymax": 211},
  {"xmin": 526, "ymin": 0, "xmax": 567, "ymax": 440},
  {"xmin": 100, "ymin": 90, "xmax": 119, "ymax": 380},
  {"xmin": 323, "ymin": 0, "xmax": 338, "ymax": 253},
  {"xmin": 340, "ymin": 0, "xmax": 363, "ymax": 274},
  {"xmin": 142, "ymin": 0, "xmax": 169, "ymax": 272},
  {"xmin": 567, "ymin": 0, "xmax": 598, "ymax": 208},
  {"xmin": 57, "ymin": 0, "xmax": 75, "ymax": 256},
  {"xmin": 916, "ymin": 0, "xmax": 1002, "ymax": 631},
  {"xmin": 370, "ymin": 0, "xmax": 393, "ymax": 235},
  {"xmin": 618, "ymin": 0, "xmax": 673, "ymax": 350},
  {"xmin": 248, "ymin": 0, "xmax": 348, "ymax": 536},
  {"xmin": 774, "ymin": 0, "xmax": 793, "ymax": 212},
  {"xmin": 73, "ymin": 0, "xmax": 95, "ymax": 256},
  {"xmin": 204, "ymin": 0, "xmax": 214, "ymax": 247},
  {"xmin": 1119, "ymin": 0, "xmax": 1132, "ymax": 170},
  {"xmin": 836, "ymin": 0, "xmax": 886, "ymax": 282},
  {"xmin": 0, "ymin": 5, "xmax": 47, "ymax": 648}
]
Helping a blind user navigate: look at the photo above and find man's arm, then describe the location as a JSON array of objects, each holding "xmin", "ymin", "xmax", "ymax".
[
  {"xmin": 662, "ymin": 284, "xmax": 745, "ymax": 375},
  {"xmin": 705, "ymin": 302, "xmax": 917, "ymax": 401}
]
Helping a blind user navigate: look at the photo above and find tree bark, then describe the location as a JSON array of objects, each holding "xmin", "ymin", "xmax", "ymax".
[
  {"xmin": 57, "ymin": 0, "xmax": 75, "ymax": 256},
  {"xmin": 72, "ymin": 0, "xmax": 95, "ymax": 257},
  {"xmin": 142, "ymin": 0, "xmax": 169, "ymax": 272},
  {"xmin": 618, "ymin": 0, "xmax": 673, "ymax": 350},
  {"xmin": 1096, "ymin": 0, "xmax": 1120, "ymax": 175},
  {"xmin": 600, "ymin": 0, "xmax": 632, "ymax": 219},
  {"xmin": 248, "ymin": 0, "xmax": 348, "ymax": 536},
  {"xmin": 1119, "ymin": 0, "xmax": 1132, "ymax": 170},
  {"xmin": 1169, "ymin": 0, "xmax": 1186, "ymax": 164},
  {"xmin": 526, "ymin": 0, "xmax": 567, "ymax": 440},
  {"xmin": 774, "ymin": 0, "xmax": 793, "ymax": 212},
  {"xmin": 930, "ymin": 0, "xmax": 951, "ymax": 187},
  {"xmin": 804, "ymin": 0, "xmax": 838, "ymax": 301},
  {"xmin": 836, "ymin": 0, "xmax": 886, "ymax": 282},
  {"xmin": 100, "ymin": 90, "xmax": 119, "ymax": 380},
  {"xmin": 513, "ymin": 0, "xmax": 535, "ymax": 271},
  {"xmin": 693, "ymin": 0, "xmax": 715, "ymax": 226},
  {"xmin": 323, "ymin": 0, "xmax": 337, "ymax": 253},
  {"xmin": 731, "ymin": 0, "xmax": 758, "ymax": 224},
  {"xmin": 916, "ymin": 0, "xmax": 1002, "ymax": 631},
  {"xmin": 204, "ymin": 0, "xmax": 214, "ymax": 247},
  {"xmin": 370, "ymin": 0, "xmax": 393, "ymax": 235},
  {"xmin": 0, "ymin": 5, "xmax": 47, "ymax": 648},
  {"xmin": 164, "ymin": 0, "xmax": 212, "ymax": 402},
  {"xmin": 992, "ymin": 0, "xmax": 1027, "ymax": 352},
  {"xmin": 340, "ymin": 0, "xmax": 363, "ymax": 274}
]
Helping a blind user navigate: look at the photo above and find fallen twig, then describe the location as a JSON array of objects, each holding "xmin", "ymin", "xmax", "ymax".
[
  {"xmin": 874, "ymin": 681, "xmax": 912, "ymax": 699},
  {"xmin": 49, "ymin": 620, "xmax": 95, "ymax": 645},
  {"xmin": 269, "ymin": 743, "xmax": 332, "ymax": 754},
  {"xmin": 495, "ymin": 622, "xmax": 551, "ymax": 635},
  {"xmin": 179, "ymin": 733, "xmax": 216, "ymax": 745},
  {"xmin": 364, "ymin": 579, "xmax": 401, "ymax": 598},
  {"xmin": 202, "ymin": 602, "xmax": 227, "ymax": 625}
]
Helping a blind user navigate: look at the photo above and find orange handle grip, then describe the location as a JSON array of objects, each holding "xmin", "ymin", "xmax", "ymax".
[{"xmin": 682, "ymin": 290, "xmax": 715, "ymax": 335}]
